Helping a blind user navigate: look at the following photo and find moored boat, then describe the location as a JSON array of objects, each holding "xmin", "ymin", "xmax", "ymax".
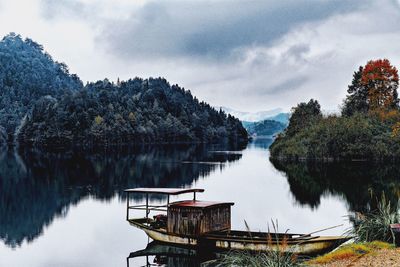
[{"xmin": 125, "ymin": 188, "xmax": 350, "ymax": 255}]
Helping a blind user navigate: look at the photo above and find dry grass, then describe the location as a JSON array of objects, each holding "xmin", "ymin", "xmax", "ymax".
[
  {"xmin": 305, "ymin": 241, "xmax": 394, "ymax": 266},
  {"xmin": 365, "ymin": 240, "xmax": 393, "ymax": 249}
]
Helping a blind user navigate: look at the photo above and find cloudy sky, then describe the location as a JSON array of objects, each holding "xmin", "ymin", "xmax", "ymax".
[{"xmin": 1, "ymin": 0, "xmax": 400, "ymax": 112}]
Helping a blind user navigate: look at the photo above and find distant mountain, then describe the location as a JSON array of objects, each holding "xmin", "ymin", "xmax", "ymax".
[
  {"xmin": 265, "ymin": 113, "xmax": 290, "ymax": 125},
  {"xmin": 241, "ymin": 121, "xmax": 254, "ymax": 129},
  {"xmin": 221, "ymin": 106, "xmax": 290, "ymax": 137},
  {"xmin": 219, "ymin": 106, "xmax": 284, "ymax": 122},
  {"xmin": 243, "ymin": 119, "xmax": 286, "ymax": 137}
]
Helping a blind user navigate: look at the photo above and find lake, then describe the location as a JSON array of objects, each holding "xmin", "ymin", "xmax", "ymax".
[{"xmin": 1, "ymin": 140, "xmax": 399, "ymax": 266}]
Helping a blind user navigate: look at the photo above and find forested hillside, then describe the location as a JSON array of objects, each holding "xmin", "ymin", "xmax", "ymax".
[
  {"xmin": 18, "ymin": 78, "xmax": 247, "ymax": 147},
  {"xmin": 0, "ymin": 33, "xmax": 247, "ymax": 147},
  {"xmin": 0, "ymin": 33, "xmax": 82, "ymax": 142}
]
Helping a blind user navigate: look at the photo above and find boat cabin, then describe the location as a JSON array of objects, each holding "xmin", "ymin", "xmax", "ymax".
[
  {"xmin": 124, "ymin": 188, "xmax": 233, "ymax": 236},
  {"xmin": 168, "ymin": 200, "xmax": 233, "ymax": 235}
]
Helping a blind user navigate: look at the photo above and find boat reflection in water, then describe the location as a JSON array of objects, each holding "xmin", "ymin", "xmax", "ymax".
[{"xmin": 127, "ymin": 241, "xmax": 216, "ymax": 267}]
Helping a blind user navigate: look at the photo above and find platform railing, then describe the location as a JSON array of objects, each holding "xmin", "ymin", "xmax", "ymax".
[
  {"xmin": 126, "ymin": 192, "xmax": 170, "ymax": 221},
  {"xmin": 125, "ymin": 190, "xmax": 198, "ymax": 221}
]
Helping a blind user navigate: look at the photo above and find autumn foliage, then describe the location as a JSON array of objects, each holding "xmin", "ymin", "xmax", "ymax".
[
  {"xmin": 361, "ymin": 59, "xmax": 399, "ymax": 111},
  {"xmin": 392, "ymin": 122, "xmax": 400, "ymax": 138}
]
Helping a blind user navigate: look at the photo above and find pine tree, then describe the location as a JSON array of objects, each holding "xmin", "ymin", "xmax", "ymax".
[{"xmin": 342, "ymin": 66, "xmax": 369, "ymax": 116}]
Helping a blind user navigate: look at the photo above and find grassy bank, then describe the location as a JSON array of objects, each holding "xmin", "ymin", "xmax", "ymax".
[
  {"xmin": 309, "ymin": 196, "xmax": 400, "ymax": 266},
  {"xmin": 213, "ymin": 242, "xmax": 398, "ymax": 267}
]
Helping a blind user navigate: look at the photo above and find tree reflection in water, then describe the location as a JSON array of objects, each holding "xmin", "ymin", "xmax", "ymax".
[
  {"xmin": 270, "ymin": 159, "xmax": 400, "ymax": 213},
  {"xmin": 0, "ymin": 143, "xmax": 244, "ymax": 248}
]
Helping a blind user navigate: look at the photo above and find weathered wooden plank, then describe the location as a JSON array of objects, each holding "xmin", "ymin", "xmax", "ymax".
[{"xmin": 167, "ymin": 204, "xmax": 231, "ymax": 235}]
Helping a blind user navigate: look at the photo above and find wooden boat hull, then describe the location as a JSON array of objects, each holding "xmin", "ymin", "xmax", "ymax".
[
  {"xmin": 129, "ymin": 218, "xmax": 198, "ymax": 245},
  {"xmin": 209, "ymin": 236, "xmax": 346, "ymax": 254},
  {"xmin": 129, "ymin": 219, "xmax": 350, "ymax": 255}
]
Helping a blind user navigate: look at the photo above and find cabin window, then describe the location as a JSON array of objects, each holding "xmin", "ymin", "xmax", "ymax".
[{"xmin": 181, "ymin": 211, "xmax": 188, "ymax": 218}]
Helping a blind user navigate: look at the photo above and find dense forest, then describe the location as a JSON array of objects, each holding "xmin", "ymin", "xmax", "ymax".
[
  {"xmin": 243, "ymin": 119, "xmax": 286, "ymax": 137},
  {"xmin": 0, "ymin": 33, "xmax": 82, "ymax": 143},
  {"xmin": 0, "ymin": 33, "xmax": 247, "ymax": 147},
  {"xmin": 18, "ymin": 78, "xmax": 247, "ymax": 147},
  {"xmin": 270, "ymin": 59, "xmax": 400, "ymax": 161}
]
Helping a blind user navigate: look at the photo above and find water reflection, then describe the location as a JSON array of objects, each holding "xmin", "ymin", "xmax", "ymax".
[
  {"xmin": 248, "ymin": 137, "xmax": 274, "ymax": 149},
  {"xmin": 127, "ymin": 242, "xmax": 216, "ymax": 267},
  {"xmin": 0, "ymin": 144, "xmax": 244, "ymax": 248},
  {"xmin": 271, "ymin": 159, "xmax": 400, "ymax": 213},
  {"xmin": 3, "ymin": 138, "xmax": 400, "ymax": 267}
]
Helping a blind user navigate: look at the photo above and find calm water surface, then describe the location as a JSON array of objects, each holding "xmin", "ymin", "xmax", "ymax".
[{"xmin": 1, "ymin": 140, "xmax": 399, "ymax": 266}]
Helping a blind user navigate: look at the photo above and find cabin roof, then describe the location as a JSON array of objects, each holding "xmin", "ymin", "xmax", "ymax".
[
  {"xmin": 169, "ymin": 200, "xmax": 234, "ymax": 209},
  {"xmin": 124, "ymin": 188, "xmax": 204, "ymax": 195}
]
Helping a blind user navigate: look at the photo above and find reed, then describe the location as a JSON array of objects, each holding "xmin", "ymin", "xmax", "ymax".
[
  {"xmin": 347, "ymin": 194, "xmax": 400, "ymax": 243},
  {"xmin": 216, "ymin": 220, "xmax": 299, "ymax": 267},
  {"xmin": 216, "ymin": 250, "xmax": 299, "ymax": 267}
]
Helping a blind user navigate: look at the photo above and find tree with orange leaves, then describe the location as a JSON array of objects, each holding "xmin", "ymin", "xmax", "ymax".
[{"xmin": 361, "ymin": 59, "xmax": 399, "ymax": 111}]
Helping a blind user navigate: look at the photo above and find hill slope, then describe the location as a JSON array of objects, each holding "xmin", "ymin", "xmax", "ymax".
[
  {"xmin": 0, "ymin": 33, "xmax": 247, "ymax": 147},
  {"xmin": 18, "ymin": 78, "xmax": 247, "ymax": 147},
  {"xmin": 0, "ymin": 33, "xmax": 82, "ymax": 142}
]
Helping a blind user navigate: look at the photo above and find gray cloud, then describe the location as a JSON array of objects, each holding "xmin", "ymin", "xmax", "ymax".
[
  {"xmin": 262, "ymin": 76, "xmax": 309, "ymax": 96},
  {"xmin": 25, "ymin": 0, "xmax": 400, "ymax": 112},
  {"xmin": 98, "ymin": 0, "xmax": 368, "ymax": 60},
  {"xmin": 41, "ymin": 0, "xmax": 87, "ymax": 20}
]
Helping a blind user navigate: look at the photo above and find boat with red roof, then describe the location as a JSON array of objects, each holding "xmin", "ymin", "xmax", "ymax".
[{"xmin": 125, "ymin": 187, "xmax": 350, "ymax": 255}]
